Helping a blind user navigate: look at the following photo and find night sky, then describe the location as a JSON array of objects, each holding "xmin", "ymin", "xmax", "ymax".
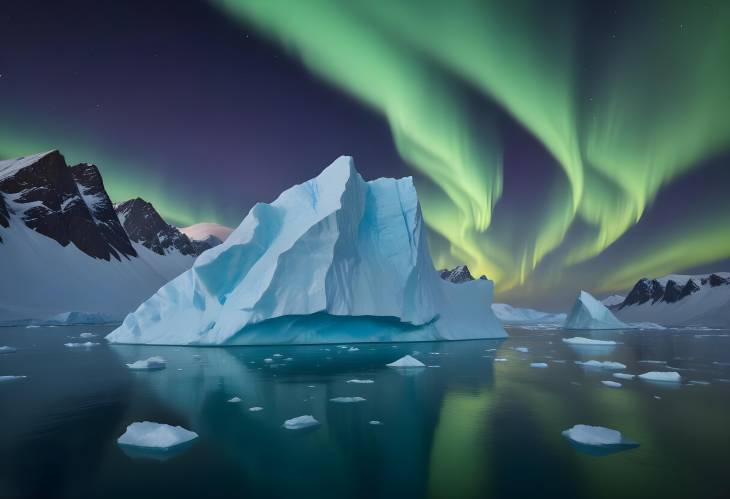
[{"xmin": 2, "ymin": 0, "xmax": 729, "ymax": 308}]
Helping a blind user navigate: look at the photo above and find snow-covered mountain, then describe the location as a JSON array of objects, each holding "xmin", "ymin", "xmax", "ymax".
[
  {"xmin": 179, "ymin": 222, "xmax": 232, "ymax": 255},
  {"xmin": 601, "ymin": 294, "xmax": 625, "ymax": 307},
  {"xmin": 613, "ymin": 273, "xmax": 730, "ymax": 327},
  {"xmin": 564, "ymin": 291, "xmax": 628, "ymax": 330},
  {"xmin": 107, "ymin": 156, "xmax": 506, "ymax": 345},
  {"xmin": 491, "ymin": 303, "xmax": 566, "ymax": 324},
  {"xmin": 0, "ymin": 150, "xmax": 196, "ymax": 324}
]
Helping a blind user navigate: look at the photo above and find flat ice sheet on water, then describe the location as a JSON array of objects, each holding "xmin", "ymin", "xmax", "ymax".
[
  {"xmin": 283, "ymin": 415, "xmax": 320, "ymax": 430},
  {"xmin": 575, "ymin": 360, "xmax": 627, "ymax": 370},
  {"xmin": 639, "ymin": 371, "xmax": 681, "ymax": 383},
  {"xmin": 117, "ymin": 421, "xmax": 198, "ymax": 449},
  {"xmin": 563, "ymin": 337, "xmax": 616, "ymax": 346},
  {"xmin": 329, "ymin": 396, "xmax": 366, "ymax": 403},
  {"xmin": 126, "ymin": 356, "xmax": 166, "ymax": 370},
  {"xmin": 562, "ymin": 424, "xmax": 639, "ymax": 455}
]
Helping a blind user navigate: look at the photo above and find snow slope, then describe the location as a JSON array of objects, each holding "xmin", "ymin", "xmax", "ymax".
[
  {"xmin": 180, "ymin": 223, "xmax": 233, "ymax": 244},
  {"xmin": 107, "ymin": 156, "xmax": 506, "ymax": 345},
  {"xmin": 564, "ymin": 291, "xmax": 628, "ymax": 330},
  {"xmin": 491, "ymin": 303, "xmax": 566, "ymax": 324},
  {"xmin": 601, "ymin": 295, "xmax": 625, "ymax": 307}
]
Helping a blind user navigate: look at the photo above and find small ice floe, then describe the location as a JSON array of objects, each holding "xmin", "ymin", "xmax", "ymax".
[
  {"xmin": 654, "ymin": 395, "xmax": 662, "ymax": 400},
  {"xmin": 227, "ymin": 397, "xmax": 242, "ymax": 403},
  {"xmin": 284, "ymin": 357, "xmax": 293, "ymax": 362},
  {"xmin": 348, "ymin": 347, "xmax": 360, "ymax": 352},
  {"xmin": 386, "ymin": 355, "xmax": 425, "ymax": 368},
  {"xmin": 428, "ymin": 365, "xmax": 440, "ymax": 368},
  {"xmin": 563, "ymin": 337, "xmax": 616, "ymax": 346},
  {"xmin": 515, "ymin": 347, "xmax": 529, "ymax": 353},
  {"xmin": 0, "ymin": 375, "xmax": 27, "ymax": 382},
  {"xmin": 494, "ymin": 358, "xmax": 508, "ymax": 362},
  {"xmin": 283, "ymin": 415, "xmax": 320, "ymax": 430},
  {"xmin": 485, "ymin": 348, "xmax": 497, "ymax": 352},
  {"xmin": 64, "ymin": 342, "xmax": 100, "ymax": 348},
  {"xmin": 638, "ymin": 360, "xmax": 666, "ymax": 364},
  {"xmin": 126, "ymin": 356, "xmax": 166, "ymax": 371},
  {"xmin": 0, "ymin": 346, "xmax": 18, "ymax": 354},
  {"xmin": 307, "ymin": 385, "xmax": 316, "ymax": 388},
  {"xmin": 530, "ymin": 362, "xmax": 548, "ymax": 368},
  {"xmin": 249, "ymin": 406, "xmax": 263, "ymax": 412},
  {"xmin": 551, "ymin": 360, "xmax": 567, "ymax": 364},
  {"xmin": 639, "ymin": 371, "xmax": 681, "ymax": 383},
  {"xmin": 369, "ymin": 420, "xmax": 383, "ymax": 425},
  {"xmin": 613, "ymin": 373, "xmax": 635, "ymax": 380},
  {"xmin": 25, "ymin": 325, "xmax": 40, "ymax": 328},
  {"xmin": 346, "ymin": 379, "xmax": 374, "ymax": 384},
  {"xmin": 688, "ymin": 380, "xmax": 710, "ymax": 386},
  {"xmin": 601, "ymin": 380, "xmax": 622, "ymax": 388},
  {"xmin": 117, "ymin": 421, "xmax": 198, "ymax": 452},
  {"xmin": 329, "ymin": 396, "xmax": 366, "ymax": 403},
  {"xmin": 562, "ymin": 424, "xmax": 638, "ymax": 455},
  {"xmin": 263, "ymin": 358, "xmax": 274, "ymax": 363},
  {"xmin": 272, "ymin": 353, "xmax": 282, "ymax": 357},
  {"xmin": 79, "ymin": 333, "xmax": 96, "ymax": 338},
  {"xmin": 575, "ymin": 360, "xmax": 627, "ymax": 370}
]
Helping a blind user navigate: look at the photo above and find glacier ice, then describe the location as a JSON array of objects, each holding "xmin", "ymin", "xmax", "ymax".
[
  {"xmin": 564, "ymin": 291, "xmax": 629, "ymax": 330},
  {"xmin": 386, "ymin": 355, "xmax": 425, "ymax": 368},
  {"xmin": 126, "ymin": 356, "xmax": 166, "ymax": 370},
  {"xmin": 106, "ymin": 157, "xmax": 506, "ymax": 345},
  {"xmin": 283, "ymin": 415, "xmax": 320, "ymax": 430},
  {"xmin": 117, "ymin": 421, "xmax": 198, "ymax": 449},
  {"xmin": 639, "ymin": 371, "xmax": 681, "ymax": 383}
]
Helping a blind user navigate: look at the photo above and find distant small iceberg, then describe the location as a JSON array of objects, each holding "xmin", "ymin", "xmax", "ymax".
[
  {"xmin": 117, "ymin": 421, "xmax": 198, "ymax": 460},
  {"xmin": 386, "ymin": 355, "xmax": 425, "ymax": 368},
  {"xmin": 575, "ymin": 360, "xmax": 627, "ymax": 370},
  {"xmin": 126, "ymin": 356, "xmax": 166, "ymax": 371}
]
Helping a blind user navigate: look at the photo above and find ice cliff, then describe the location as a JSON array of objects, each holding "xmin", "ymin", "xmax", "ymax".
[{"xmin": 107, "ymin": 157, "xmax": 506, "ymax": 345}]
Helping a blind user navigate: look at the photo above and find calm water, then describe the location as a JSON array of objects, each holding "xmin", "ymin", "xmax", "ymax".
[{"xmin": 1, "ymin": 325, "xmax": 729, "ymax": 499}]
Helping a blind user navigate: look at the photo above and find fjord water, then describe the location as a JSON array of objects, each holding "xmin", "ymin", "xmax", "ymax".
[{"xmin": 1, "ymin": 326, "xmax": 729, "ymax": 499}]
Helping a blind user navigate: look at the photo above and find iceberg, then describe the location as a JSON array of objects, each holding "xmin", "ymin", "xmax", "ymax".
[
  {"xmin": 117, "ymin": 421, "xmax": 198, "ymax": 450},
  {"xmin": 639, "ymin": 371, "xmax": 681, "ymax": 383},
  {"xmin": 564, "ymin": 291, "xmax": 629, "ymax": 330},
  {"xmin": 283, "ymin": 415, "xmax": 320, "ymax": 430},
  {"xmin": 227, "ymin": 397, "xmax": 242, "ymax": 403},
  {"xmin": 562, "ymin": 337, "xmax": 616, "ymax": 346},
  {"xmin": 386, "ymin": 355, "xmax": 425, "ymax": 368},
  {"xmin": 64, "ymin": 341, "xmax": 100, "ymax": 348},
  {"xmin": 106, "ymin": 157, "xmax": 506, "ymax": 345},
  {"xmin": 248, "ymin": 406, "xmax": 263, "ymax": 412},
  {"xmin": 126, "ymin": 356, "xmax": 167, "ymax": 370}
]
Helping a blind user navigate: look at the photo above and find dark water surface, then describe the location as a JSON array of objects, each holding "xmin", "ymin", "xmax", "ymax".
[{"xmin": 1, "ymin": 325, "xmax": 729, "ymax": 499}]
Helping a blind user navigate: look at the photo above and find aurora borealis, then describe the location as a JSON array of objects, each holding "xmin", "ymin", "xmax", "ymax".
[{"xmin": 2, "ymin": 0, "xmax": 730, "ymax": 307}]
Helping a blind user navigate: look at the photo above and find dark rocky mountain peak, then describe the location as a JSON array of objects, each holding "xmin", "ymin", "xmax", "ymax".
[
  {"xmin": 0, "ymin": 150, "xmax": 136, "ymax": 260},
  {"xmin": 439, "ymin": 265, "xmax": 488, "ymax": 283},
  {"xmin": 114, "ymin": 198, "xmax": 201, "ymax": 256}
]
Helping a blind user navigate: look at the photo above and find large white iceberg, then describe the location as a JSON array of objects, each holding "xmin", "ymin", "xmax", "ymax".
[
  {"xmin": 106, "ymin": 157, "xmax": 506, "ymax": 345},
  {"xmin": 564, "ymin": 291, "xmax": 629, "ymax": 330}
]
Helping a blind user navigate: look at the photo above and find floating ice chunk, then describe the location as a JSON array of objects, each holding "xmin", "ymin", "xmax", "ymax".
[
  {"xmin": 575, "ymin": 360, "xmax": 627, "ymax": 370},
  {"xmin": 126, "ymin": 356, "xmax": 166, "ymax": 370},
  {"xmin": 563, "ymin": 424, "xmax": 621, "ymax": 445},
  {"xmin": 639, "ymin": 371, "xmax": 681, "ymax": 383},
  {"xmin": 630, "ymin": 322, "xmax": 666, "ymax": 330},
  {"xmin": 263, "ymin": 358, "xmax": 273, "ymax": 363},
  {"xmin": 0, "ymin": 375, "xmax": 27, "ymax": 382},
  {"xmin": 386, "ymin": 355, "xmax": 425, "ymax": 368},
  {"xmin": 283, "ymin": 415, "xmax": 320, "ymax": 430},
  {"xmin": 346, "ymin": 379, "xmax": 374, "ymax": 384},
  {"xmin": 273, "ymin": 353, "xmax": 283, "ymax": 357},
  {"xmin": 369, "ymin": 420, "xmax": 383, "ymax": 425},
  {"xmin": 428, "ymin": 365, "xmax": 440, "ymax": 368},
  {"xmin": 494, "ymin": 358, "xmax": 508, "ymax": 362},
  {"xmin": 227, "ymin": 397, "xmax": 242, "ymax": 403},
  {"xmin": 530, "ymin": 362, "xmax": 548, "ymax": 368},
  {"xmin": 249, "ymin": 406, "xmax": 263, "ymax": 412},
  {"xmin": 601, "ymin": 380, "xmax": 622, "ymax": 388},
  {"xmin": 515, "ymin": 347, "xmax": 529, "ymax": 353},
  {"xmin": 284, "ymin": 357, "xmax": 293, "ymax": 361},
  {"xmin": 330, "ymin": 396, "xmax": 366, "ymax": 403},
  {"xmin": 79, "ymin": 333, "xmax": 97, "ymax": 338},
  {"xmin": 117, "ymin": 421, "xmax": 198, "ymax": 450},
  {"xmin": 563, "ymin": 337, "xmax": 616, "ymax": 346},
  {"xmin": 688, "ymin": 380, "xmax": 710, "ymax": 386},
  {"xmin": 613, "ymin": 373, "xmax": 636, "ymax": 380},
  {"xmin": 347, "ymin": 347, "xmax": 360, "ymax": 352},
  {"xmin": 64, "ymin": 342, "xmax": 100, "ymax": 348},
  {"xmin": 0, "ymin": 346, "xmax": 17, "ymax": 354}
]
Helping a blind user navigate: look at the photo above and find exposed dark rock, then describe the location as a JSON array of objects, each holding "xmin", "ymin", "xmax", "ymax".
[
  {"xmin": 439, "ymin": 265, "xmax": 475, "ymax": 283},
  {"xmin": 115, "ymin": 198, "xmax": 199, "ymax": 256},
  {"xmin": 708, "ymin": 273, "xmax": 728, "ymax": 287},
  {"xmin": 0, "ymin": 150, "xmax": 136, "ymax": 260},
  {"xmin": 663, "ymin": 280, "xmax": 683, "ymax": 303},
  {"xmin": 679, "ymin": 279, "xmax": 700, "ymax": 299},
  {"xmin": 621, "ymin": 278, "xmax": 661, "ymax": 307}
]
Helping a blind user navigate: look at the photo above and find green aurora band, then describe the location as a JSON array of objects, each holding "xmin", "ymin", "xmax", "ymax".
[{"xmin": 217, "ymin": 0, "xmax": 730, "ymax": 293}]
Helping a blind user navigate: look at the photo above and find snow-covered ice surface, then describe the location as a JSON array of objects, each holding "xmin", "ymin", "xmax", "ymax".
[
  {"xmin": 126, "ymin": 356, "xmax": 166, "ymax": 370},
  {"xmin": 117, "ymin": 422, "xmax": 198, "ymax": 450},
  {"xmin": 601, "ymin": 295, "xmax": 625, "ymax": 307},
  {"xmin": 563, "ymin": 337, "xmax": 616, "ymax": 346},
  {"xmin": 491, "ymin": 303, "xmax": 566, "ymax": 324},
  {"xmin": 564, "ymin": 291, "xmax": 629, "ymax": 330},
  {"xmin": 107, "ymin": 157, "xmax": 506, "ymax": 345},
  {"xmin": 562, "ymin": 424, "xmax": 638, "ymax": 455},
  {"xmin": 329, "ymin": 396, "xmax": 366, "ymax": 403},
  {"xmin": 283, "ymin": 415, "xmax": 320, "ymax": 430},
  {"xmin": 639, "ymin": 371, "xmax": 682, "ymax": 383},
  {"xmin": 386, "ymin": 355, "xmax": 425, "ymax": 368},
  {"xmin": 575, "ymin": 360, "xmax": 627, "ymax": 370}
]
